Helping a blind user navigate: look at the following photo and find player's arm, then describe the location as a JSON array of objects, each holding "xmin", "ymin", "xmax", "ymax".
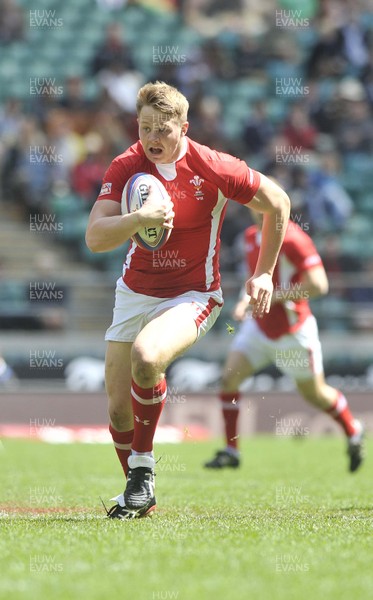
[
  {"xmin": 244, "ymin": 174, "xmax": 290, "ymax": 317},
  {"xmin": 85, "ymin": 188, "xmax": 174, "ymax": 253},
  {"xmin": 85, "ymin": 200, "xmax": 142, "ymax": 253},
  {"xmin": 273, "ymin": 265, "xmax": 329, "ymax": 304}
]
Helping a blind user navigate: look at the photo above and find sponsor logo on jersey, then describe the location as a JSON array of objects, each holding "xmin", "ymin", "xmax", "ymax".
[
  {"xmin": 99, "ymin": 182, "xmax": 112, "ymax": 196},
  {"xmin": 189, "ymin": 175, "xmax": 205, "ymax": 200}
]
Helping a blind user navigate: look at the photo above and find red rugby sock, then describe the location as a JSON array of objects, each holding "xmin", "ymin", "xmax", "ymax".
[
  {"xmin": 326, "ymin": 391, "xmax": 358, "ymax": 437},
  {"xmin": 109, "ymin": 425, "xmax": 134, "ymax": 477},
  {"xmin": 131, "ymin": 379, "xmax": 167, "ymax": 453},
  {"xmin": 221, "ymin": 392, "xmax": 240, "ymax": 450}
]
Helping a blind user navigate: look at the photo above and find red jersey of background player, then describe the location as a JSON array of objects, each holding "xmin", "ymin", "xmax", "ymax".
[
  {"xmin": 244, "ymin": 222, "xmax": 323, "ymax": 339},
  {"xmin": 97, "ymin": 137, "xmax": 260, "ymax": 297}
]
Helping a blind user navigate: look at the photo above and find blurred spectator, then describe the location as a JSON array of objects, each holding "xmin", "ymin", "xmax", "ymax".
[
  {"xmin": 234, "ymin": 35, "xmax": 266, "ymax": 77},
  {"xmin": 93, "ymin": 108, "xmax": 134, "ymax": 153},
  {"xmin": 335, "ymin": 78, "xmax": 373, "ymax": 154},
  {"xmin": 286, "ymin": 166, "xmax": 311, "ymax": 226},
  {"xmin": 242, "ymin": 100, "xmax": 275, "ymax": 155},
  {"xmin": 306, "ymin": 150, "xmax": 354, "ymax": 233},
  {"xmin": 282, "ymin": 103, "xmax": 318, "ymax": 150},
  {"xmin": 307, "ymin": 28, "xmax": 346, "ymax": 78},
  {"xmin": 91, "ymin": 23, "xmax": 136, "ymax": 75},
  {"xmin": 44, "ymin": 108, "xmax": 85, "ymax": 186},
  {"xmin": 265, "ymin": 30, "xmax": 302, "ymax": 66},
  {"xmin": 29, "ymin": 90, "xmax": 61, "ymax": 126},
  {"xmin": 183, "ymin": 0, "xmax": 245, "ymax": 37},
  {"xmin": 91, "ymin": 23, "xmax": 143, "ymax": 113},
  {"xmin": 71, "ymin": 133, "xmax": 109, "ymax": 205},
  {"xmin": 339, "ymin": 8, "xmax": 370, "ymax": 73},
  {"xmin": 1, "ymin": 117, "xmax": 52, "ymax": 214},
  {"xmin": 97, "ymin": 63, "xmax": 144, "ymax": 113},
  {"xmin": 0, "ymin": 0, "xmax": 24, "ymax": 45},
  {"xmin": 58, "ymin": 76, "xmax": 99, "ymax": 142},
  {"xmin": 321, "ymin": 234, "xmax": 362, "ymax": 275},
  {"xmin": 310, "ymin": 77, "xmax": 373, "ymax": 154},
  {"xmin": 59, "ymin": 76, "xmax": 95, "ymax": 113},
  {"xmin": 189, "ymin": 95, "xmax": 225, "ymax": 148},
  {"xmin": 157, "ymin": 49, "xmax": 211, "ymax": 101},
  {"xmin": 0, "ymin": 99, "xmax": 25, "ymax": 200},
  {"xmin": 361, "ymin": 45, "xmax": 373, "ymax": 106},
  {"xmin": 202, "ymin": 38, "xmax": 237, "ymax": 80},
  {"xmin": 0, "ymin": 98, "xmax": 24, "ymax": 142},
  {"xmin": 307, "ymin": 1, "xmax": 371, "ymax": 79},
  {"xmin": 262, "ymin": 134, "xmax": 303, "ymax": 186}
]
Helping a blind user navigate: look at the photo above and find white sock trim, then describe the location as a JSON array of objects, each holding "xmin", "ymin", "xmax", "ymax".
[
  {"xmin": 225, "ymin": 446, "xmax": 240, "ymax": 458},
  {"xmin": 131, "ymin": 387, "xmax": 167, "ymax": 405},
  {"xmin": 349, "ymin": 420, "xmax": 363, "ymax": 442},
  {"xmin": 128, "ymin": 454, "xmax": 155, "ymax": 470},
  {"xmin": 132, "ymin": 450, "xmax": 153, "ymax": 458}
]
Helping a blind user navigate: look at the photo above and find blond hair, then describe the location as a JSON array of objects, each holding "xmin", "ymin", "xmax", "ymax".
[{"xmin": 136, "ymin": 81, "xmax": 189, "ymax": 123}]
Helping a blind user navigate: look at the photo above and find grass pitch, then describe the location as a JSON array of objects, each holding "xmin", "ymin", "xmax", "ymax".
[{"xmin": 0, "ymin": 436, "xmax": 372, "ymax": 600}]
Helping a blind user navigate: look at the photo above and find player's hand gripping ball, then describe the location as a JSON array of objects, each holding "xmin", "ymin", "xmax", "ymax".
[{"xmin": 121, "ymin": 173, "xmax": 172, "ymax": 251}]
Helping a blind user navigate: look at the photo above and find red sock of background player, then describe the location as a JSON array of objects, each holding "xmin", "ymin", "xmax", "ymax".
[
  {"xmin": 131, "ymin": 379, "xmax": 167, "ymax": 454},
  {"xmin": 326, "ymin": 390, "xmax": 358, "ymax": 437},
  {"xmin": 221, "ymin": 391, "xmax": 240, "ymax": 453},
  {"xmin": 109, "ymin": 424, "xmax": 134, "ymax": 477}
]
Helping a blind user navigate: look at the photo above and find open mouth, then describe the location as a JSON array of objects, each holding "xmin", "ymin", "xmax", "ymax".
[{"xmin": 149, "ymin": 147, "xmax": 163, "ymax": 157}]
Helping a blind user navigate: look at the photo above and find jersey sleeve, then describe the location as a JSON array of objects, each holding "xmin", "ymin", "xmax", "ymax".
[
  {"xmin": 96, "ymin": 158, "xmax": 129, "ymax": 203},
  {"xmin": 284, "ymin": 225, "xmax": 323, "ymax": 273},
  {"xmin": 96, "ymin": 140, "xmax": 145, "ymax": 203},
  {"xmin": 204, "ymin": 149, "xmax": 260, "ymax": 204}
]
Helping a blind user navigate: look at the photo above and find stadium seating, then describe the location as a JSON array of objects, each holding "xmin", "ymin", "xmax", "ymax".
[{"xmin": 1, "ymin": 0, "xmax": 372, "ymax": 340}]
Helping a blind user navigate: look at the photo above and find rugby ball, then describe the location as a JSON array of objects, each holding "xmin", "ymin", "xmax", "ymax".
[{"xmin": 121, "ymin": 172, "xmax": 172, "ymax": 251}]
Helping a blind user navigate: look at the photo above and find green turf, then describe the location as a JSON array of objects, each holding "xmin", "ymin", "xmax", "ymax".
[{"xmin": 0, "ymin": 436, "xmax": 372, "ymax": 600}]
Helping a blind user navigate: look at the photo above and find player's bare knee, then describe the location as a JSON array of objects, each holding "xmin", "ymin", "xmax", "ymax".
[{"xmin": 131, "ymin": 343, "xmax": 161, "ymax": 387}]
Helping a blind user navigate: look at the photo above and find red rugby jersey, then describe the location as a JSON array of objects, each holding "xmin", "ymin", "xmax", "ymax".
[
  {"xmin": 244, "ymin": 222, "xmax": 323, "ymax": 339},
  {"xmin": 97, "ymin": 137, "xmax": 260, "ymax": 297}
]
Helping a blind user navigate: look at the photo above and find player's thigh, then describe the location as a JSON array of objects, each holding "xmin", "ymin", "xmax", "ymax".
[
  {"xmin": 221, "ymin": 351, "xmax": 256, "ymax": 392},
  {"xmin": 295, "ymin": 372, "xmax": 332, "ymax": 410},
  {"xmin": 105, "ymin": 341, "xmax": 133, "ymax": 419},
  {"xmin": 132, "ymin": 303, "xmax": 199, "ymax": 372}
]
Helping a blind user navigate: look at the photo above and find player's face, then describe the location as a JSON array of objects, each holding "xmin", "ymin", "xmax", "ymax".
[{"xmin": 138, "ymin": 106, "xmax": 188, "ymax": 164}]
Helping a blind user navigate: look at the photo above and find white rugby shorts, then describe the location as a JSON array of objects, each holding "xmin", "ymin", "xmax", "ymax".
[
  {"xmin": 230, "ymin": 314, "xmax": 323, "ymax": 380},
  {"xmin": 105, "ymin": 278, "xmax": 223, "ymax": 342}
]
